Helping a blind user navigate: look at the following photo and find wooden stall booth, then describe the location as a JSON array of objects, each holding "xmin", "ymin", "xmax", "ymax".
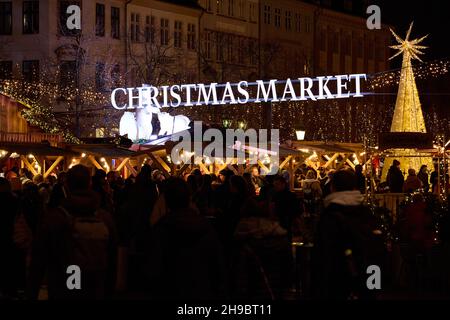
[
  {"xmin": 0, "ymin": 141, "xmax": 79, "ymax": 178},
  {"xmin": 64, "ymin": 143, "xmax": 163, "ymax": 178}
]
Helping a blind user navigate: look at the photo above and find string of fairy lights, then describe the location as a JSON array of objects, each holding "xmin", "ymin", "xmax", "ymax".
[
  {"xmin": 368, "ymin": 57, "xmax": 450, "ymax": 90},
  {"xmin": 1, "ymin": 57, "xmax": 450, "ymax": 144}
]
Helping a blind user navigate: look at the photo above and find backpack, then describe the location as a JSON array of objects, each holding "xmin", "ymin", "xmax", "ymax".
[{"xmin": 59, "ymin": 207, "xmax": 110, "ymax": 272}]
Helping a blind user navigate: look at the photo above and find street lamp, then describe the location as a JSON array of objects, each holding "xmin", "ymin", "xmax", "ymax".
[
  {"xmin": 296, "ymin": 129, "xmax": 306, "ymax": 141},
  {"xmin": 295, "ymin": 119, "xmax": 306, "ymax": 141}
]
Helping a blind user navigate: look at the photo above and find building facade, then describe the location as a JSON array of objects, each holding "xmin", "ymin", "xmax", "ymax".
[
  {"xmin": 0, "ymin": 0, "xmax": 392, "ymax": 140},
  {"xmin": 259, "ymin": 0, "xmax": 315, "ymax": 79},
  {"xmin": 197, "ymin": 0, "xmax": 259, "ymax": 83},
  {"xmin": 0, "ymin": 0, "xmax": 127, "ymax": 88},
  {"xmin": 314, "ymin": 7, "xmax": 391, "ymax": 76},
  {"xmin": 127, "ymin": 0, "xmax": 201, "ymax": 85}
]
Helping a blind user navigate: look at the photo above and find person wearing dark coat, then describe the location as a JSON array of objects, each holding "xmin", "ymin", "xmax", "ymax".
[
  {"xmin": 355, "ymin": 165, "xmax": 366, "ymax": 194},
  {"xmin": 213, "ymin": 169, "xmax": 234, "ymax": 216},
  {"xmin": 0, "ymin": 178, "xmax": 20, "ymax": 299},
  {"xmin": 232, "ymin": 199, "xmax": 291, "ymax": 299},
  {"xmin": 403, "ymin": 169, "xmax": 423, "ymax": 193},
  {"xmin": 272, "ymin": 175, "xmax": 300, "ymax": 242},
  {"xmin": 27, "ymin": 165, "xmax": 117, "ymax": 300},
  {"xmin": 145, "ymin": 178, "xmax": 227, "ymax": 300},
  {"xmin": 430, "ymin": 164, "xmax": 439, "ymax": 194},
  {"xmin": 417, "ymin": 165, "xmax": 429, "ymax": 192},
  {"xmin": 386, "ymin": 160, "xmax": 405, "ymax": 193},
  {"xmin": 313, "ymin": 170, "xmax": 384, "ymax": 300}
]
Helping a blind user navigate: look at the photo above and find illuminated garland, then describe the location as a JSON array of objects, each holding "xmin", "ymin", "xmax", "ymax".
[
  {"xmin": 368, "ymin": 58, "xmax": 450, "ymax": 90},
  {"xmin": 0, "ymin": 79, "xmax": 81, "ymax": 144},
  {"xmin": 2, "ymin": 57, "xmax": 448, "ymax": 144}
]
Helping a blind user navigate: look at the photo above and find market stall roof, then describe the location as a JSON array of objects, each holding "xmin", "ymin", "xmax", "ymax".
[
  {"xmin": 278, "ymin": 145, "xmax": 310, "ymax": 157},
  {"xmin": 289, "ymin": 141, "xmax": 364, "ymax": 153},
  {"xmin": 66, "ymin": 144, "xmax": 145, "ymax": 158},
  {"xmin": 0, "ymin": 142, "xmax": 79, "ymax": 156},
  {"xmin": 130, "ymin": 144, "xmax": 167, "ymax": 153}
]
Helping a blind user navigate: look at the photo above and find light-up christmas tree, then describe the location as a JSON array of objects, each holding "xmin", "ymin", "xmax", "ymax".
[{"xmin": 382, "ymin": 22, "xmax": 434, "ymax": 180}]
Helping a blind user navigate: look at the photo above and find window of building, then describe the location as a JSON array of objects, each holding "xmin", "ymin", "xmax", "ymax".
[
  {"xmin": 174, "ymin": 21, "xmax": 182, "ymax": 48},
  {"xmin": 131, "ymin": 13, "xmax": 135, "ymax": 41},
  {"xmin": 205, "ymin": 31, "xmax": 212, "ymax": 59},
  {"xmin": 135, "ymin": 14, "xmax": 140, "ymax": 42},
  {"xmin": 187, "ymin": 23, "xmax": 196, "ymax": 50},
  {"xmin": 216, "ymin": 33, "xmax": 224, "ymax": 61},
  {"xmin": 305, "ymin": 16, "xmax": 311, "ymax": 33},
  {"xmin": 23, "ymin": 1, "xmax": 39, "ymax": 34},
  {"xmin": 111, "ymin": 7, "xmax": 120, "ymax": 39},
  {"xmin": 249, "ymin": 3, "xmax": 256, "ymax": 22},
  {"xmin": 319, "ymin": 29, "xmax": 326, "ymax": 50},
  {"xmin": 238, "ymin": 0, "xmax": 245, "ymax": 18},
  {"xmin": 331, "ymin": 32, "xmax": 339, "ymax": 53},
  {"xmin": 375, "ymin": 40, "xmax": 384, "ymax": 61},
  {"xmin": 367, "ymin": 39, "xmax": 374, "ymax": 59},
  {"xmin": 206, "ymin": 0, "xmax": 212, "ymax": 12},
  {"xmin": 238, "ymin": 38, "xmax": 245, "ymax": 64},
  {"xmin": 356, "ymin": 38, "xmax": 363, "ymax": 57},
  {"xmin": 274, "ymin": 8, "xmax": 281, "ymax": 28},
  {"xmin": 22, "ymin": 60, "xmax": 39, "ymax": 82},
  {"xmin": 95, "ymin": 3, "xmax": 105, "ymax": 36},
  {"xmin": 0, "ymin": 61, "xmax": 13, "ymax": 80},
  {"xmin": 228, "ymin": 0, "xmax": 234, "ymax": 16},
  {"xmin": 285, "ymin": 11, "xmax": 291, "ymax": 30},
  {"xmin": 95, "ymin": 62, "xmax": 105, "ymax": 91},
  {"xmin": 217, "ymin": 0, "xmax": 223, "ymax": 14},
  {"xmin": 131, "ymin": 13, "xmax": 140, "ymax": 42},
  {"xmin": 294, "ymin": 13, "xmax": 301, "ymax": 32},
  {"xmin": 160, "ymin": 18, "xmax": 169, "ymax": 46},
  {"xmin": 226, "ymin": 34, "xmax": 233, "ymax": 62},
  {"xmin": 111, "ymin": 64, "xmax": 120, "ymax": 87},
  {"xmin": 0, "ymin": 2, "xmax": 12, "ymax": 35},
  {"xmin": 304, "ymin": 58, "xmax": 310, "ymax": 75},
  {"xmin": 342, "ymin": 35, "xmax": 351, "ymax": 55},
  {"xmin": 59, "ymin": 61, "xmax": 77, "ymax": 88},
  {"xmin": 145, "ymin": 15, "xmax": 155, "ymax": 43},
  {"xmin": 263, "ymin": 5, "xmax": 270, "ymax": 24},
  {"xmin": 59, "ymin": 1, "xmax": 81, "ymax": 36},
  {"xmin": 248, "ymin": 39, "xmax": 257, "ymax": 65}
]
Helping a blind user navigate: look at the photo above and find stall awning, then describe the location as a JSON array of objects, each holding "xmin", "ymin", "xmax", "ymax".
[
  {"xmin": 66, "ymin": 144, "xmax": 144, "ymax": 158},
  {"xmin": 289, "ymin": 141, "xmax": 364, "ymax": 153}
]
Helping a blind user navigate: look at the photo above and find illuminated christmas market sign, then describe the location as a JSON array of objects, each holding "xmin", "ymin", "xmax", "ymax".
[
  {"xmin": 113, "ymin": 74, "xmax": 367, "ymax": 141},
  {"xmin": 111, "ymin": 74, "xmax": 367, "ymax": 110}
]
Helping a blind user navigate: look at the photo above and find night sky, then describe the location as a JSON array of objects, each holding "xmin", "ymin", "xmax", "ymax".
[{"xmin": 375, "ymin": 0, "xmax": 450, "ymax": 61}]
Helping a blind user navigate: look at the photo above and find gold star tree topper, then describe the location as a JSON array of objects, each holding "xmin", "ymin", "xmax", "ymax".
[{"xmin": 389, "ymin": 22, "xmax": 428, "ymax": 62}]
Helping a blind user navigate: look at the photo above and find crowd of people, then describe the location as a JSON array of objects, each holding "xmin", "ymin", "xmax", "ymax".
[
  {"xmin": 0, "ymin": 159, "xmax": 448, "ymax": 300},
  {"xmin": 385, "ymin": 160, "xmax": 449, "ymax": 195}
]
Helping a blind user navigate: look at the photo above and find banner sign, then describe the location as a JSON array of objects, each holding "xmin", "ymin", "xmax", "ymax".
[{"xmin": 111, "ymin": 74, "xmax": 367, "ymax": 110}]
